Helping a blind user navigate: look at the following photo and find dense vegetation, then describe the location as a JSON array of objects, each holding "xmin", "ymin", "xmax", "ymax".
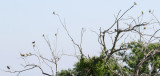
[{"xmin": 59, "ymin": 42, "xmax": 160, "ymax": 76}]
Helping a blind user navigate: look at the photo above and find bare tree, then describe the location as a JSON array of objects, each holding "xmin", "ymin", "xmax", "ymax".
[
  {"xmin": 3, "ymin": 2, "xmax": 160, "ymax": 76},
  {"xmin": 97, "ymin": 3, "xmax": 160, "ymax": 76},
  {"xmin": 2, "ymin": 31, "xmax": 62, "ymax": 76}
]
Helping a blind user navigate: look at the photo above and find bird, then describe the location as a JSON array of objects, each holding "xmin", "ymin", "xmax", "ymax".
[
  {"xmin": 142, "ymin": 11, "xmax": 144, "ymax": 15},
  {"xmin": 7, "ymin": 66, "xmax": 10, "ymax": 69},
  {"xmin": 32, "ymin": 41, "xmax": 35, "ymax": 44},
  {"xmin": 53, "ymin": 12, "xmax": 55, "ymax": 15},
  {"xmin": 20, "ymin": 53, "xmax": 25, "ymax": 57},
  {"xmin": 134, "ymin": 2, "xmax": 137, "ymax": 5},
  {"xmin": 42, "ymin": 34, "xmax": 45, "ymax": 37},
  {"xmin": 115, "ymin": 29, "xmax": 117, "ymax": 32},
  {"xmin": 149, "ymin": 10, "xmax": 151, "ymax": 13},
  {"xmin": 33, "ymin": 45, "xmax": 35, "ymax": 47},
  {"xmin": 55, "ymin": 33, "xmax": 57, "ymax": 36}
]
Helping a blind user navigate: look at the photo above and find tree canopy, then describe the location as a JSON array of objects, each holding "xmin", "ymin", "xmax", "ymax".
[{"xmin": 3, "ymin": 2, "xmax": 160, "ymax": 76}]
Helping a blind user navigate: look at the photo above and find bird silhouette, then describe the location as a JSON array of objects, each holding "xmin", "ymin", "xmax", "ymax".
[
  {"xmin": 7, "ymin": 66, "xmax": 10, "ymax": 69},
  {"xmin": 32, "ymin": 41, "xmax": 35, "ymax": 44}
]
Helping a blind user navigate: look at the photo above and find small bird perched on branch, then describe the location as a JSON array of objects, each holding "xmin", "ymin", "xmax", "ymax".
[
  {"xmin": 32, "ymin": 41, "xmax": 35, "ymax": 44},
  {"xmin": 20, "ymin": 53, "xmax": 25, "ymax": 57},
  {"xmin": 115, "ymin": 29, "xmax": 117, "ymax": 32},
  {"xmin": 7, "ymin": 66, "xmax": 10, "ymax": 70},
  {"xmin": 32, "ymin": 41, "xmax": 35, "ymax": 47}
]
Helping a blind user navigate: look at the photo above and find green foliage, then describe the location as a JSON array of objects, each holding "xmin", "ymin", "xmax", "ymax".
[
  {"xmin": 59, "ymin": 42, "xmax": 160, "ymax": 76},
  {"xmin": 122, "ymin": 41, "xmax": 160, "ymax": 75},
  {"xmin": 59, "ymin": 69, "xmax": 76, "ymax": 76},
  {"xmin": 74, "ymin": 55, "xmax": 109, "ymax": 76},
  {"xmin": 59, "ymin": 53, "xmax": 123, "ymax": 76}
]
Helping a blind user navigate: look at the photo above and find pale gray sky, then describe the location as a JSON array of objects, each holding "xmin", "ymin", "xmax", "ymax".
[{"xmin": 0, "ymin": 0, "xmax": 160, "ymax": 76}]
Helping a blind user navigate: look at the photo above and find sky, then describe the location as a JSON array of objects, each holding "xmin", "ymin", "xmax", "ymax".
[{"xmin": 0, "ymin": 0, "xmax": 160, "ymax": 76}]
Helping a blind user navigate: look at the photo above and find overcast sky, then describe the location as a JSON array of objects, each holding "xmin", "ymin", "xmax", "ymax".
[{"xmin": 0, "ymin": 0, "xmax": 160, "ymax": 76}]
